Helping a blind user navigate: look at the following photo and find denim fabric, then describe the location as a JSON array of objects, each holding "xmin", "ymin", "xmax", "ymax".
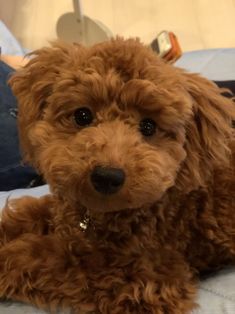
[
  {"xmin": 214, "ymin": 80, "xmax": 235, "ymax": 96},
  {"xmin": 0, "ymin": 61, "xmax": 38, "ymax": 191}
]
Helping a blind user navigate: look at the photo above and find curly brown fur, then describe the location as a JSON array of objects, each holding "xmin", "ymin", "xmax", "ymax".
[{"xmin": 0, "ymin": 37, "xmax": 235, "ymax": 313}]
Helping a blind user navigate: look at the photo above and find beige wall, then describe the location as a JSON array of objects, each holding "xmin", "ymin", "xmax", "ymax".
[{"xmin": 0, "ymin": 0, "xmax": 235, "ymax": 52}]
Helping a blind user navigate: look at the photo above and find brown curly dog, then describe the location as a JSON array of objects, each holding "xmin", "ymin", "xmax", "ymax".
[{"xmin": 0, "ymin": 38, "xmax": 235, "ymax": 314}]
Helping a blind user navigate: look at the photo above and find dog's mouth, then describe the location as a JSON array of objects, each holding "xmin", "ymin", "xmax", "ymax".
[
  {"xmin": 75, "ymin": 165, "xmax": 173, "ymax": 214},
  {"xmin": 56, "ymin": 154, "xmax": 179, "ymax": 214},
  {"xmin": 79, "ymin": 193, "xmax": 133, "ymax": 214},
  {"xmin": 79, "ymin": 181, "xmax": 164, "ymax": 214}
]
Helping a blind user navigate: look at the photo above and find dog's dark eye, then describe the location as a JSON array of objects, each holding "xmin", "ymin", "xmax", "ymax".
[
  {"xmin": 139, "ymin": 118, "xmax": 157, "ymax": 136},
  {"xmin": 74, "ymin": 107, "xmax": 93, "ymax": 126}
]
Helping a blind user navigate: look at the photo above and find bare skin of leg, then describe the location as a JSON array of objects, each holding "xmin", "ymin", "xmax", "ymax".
[{"xmin": 0, "ymin": 55, "xmax": 29, "ymax": 69}]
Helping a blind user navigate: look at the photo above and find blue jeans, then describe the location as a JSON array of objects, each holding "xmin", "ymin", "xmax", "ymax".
[{"xmin": 0, "ymin": 61, "xmax": 38, "ymax": 191}]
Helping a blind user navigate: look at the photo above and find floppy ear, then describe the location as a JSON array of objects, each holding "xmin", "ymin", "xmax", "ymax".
[
  {"xmin": 9, "ymin": 42, "xmax": 84, "ymax": 168},
  {"xmin": 9, "ymin": 53, "xmax": 53, "ymax": 166},
  {"xmin": 177, "ymin": 72, "xmax": 235, "ymax": 191}
]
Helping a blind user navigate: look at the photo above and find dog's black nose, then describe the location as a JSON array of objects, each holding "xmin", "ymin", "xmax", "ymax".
[{"xmin": 90, "ymin": 166, "xmax": 125, "ymax": 195}]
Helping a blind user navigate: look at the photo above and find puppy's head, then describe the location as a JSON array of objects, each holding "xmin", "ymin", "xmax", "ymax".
[{"xmin": 9, "ymin": 38, "xmax": 235, "ymax": 213}]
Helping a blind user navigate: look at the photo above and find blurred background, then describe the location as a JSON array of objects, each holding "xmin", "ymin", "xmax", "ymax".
[{"xmin": 0, "ymin": 0, "xmax": 235, "ymax": 52}]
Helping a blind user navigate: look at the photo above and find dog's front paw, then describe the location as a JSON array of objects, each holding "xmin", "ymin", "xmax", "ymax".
[
  {"xmin": 90, "ymin": 250, "xmax": 197, "ymax": 314},
  {"xmin": 0, "ymin": 195, "xmax": 53, "ymax": 244},
  {"xmin": 92, "ymin": 279, "xmax": 196, "ymax": 314}
]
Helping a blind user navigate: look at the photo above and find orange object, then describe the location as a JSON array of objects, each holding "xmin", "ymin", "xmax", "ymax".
[
  {"xmin": 164, "ymin": 32, "xmax": 182, "ymax": 62},
  {"xmin": 150, "ymin": 31, "xmax": 182, "ymax": 62}
]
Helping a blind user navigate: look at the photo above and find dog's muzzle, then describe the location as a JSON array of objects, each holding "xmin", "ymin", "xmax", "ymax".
[{"xmin": 90, "ymin": 166, "xmax": 125, "ymax": 195}]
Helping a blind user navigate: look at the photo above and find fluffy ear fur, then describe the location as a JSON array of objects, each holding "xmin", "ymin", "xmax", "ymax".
[
  {"xmin": 177, "ymin": 72, "xmax": 235, "ymax": 191},
  {"xmin": 9, "ymin": 42, "xmax": 86, "ymax": 167}
]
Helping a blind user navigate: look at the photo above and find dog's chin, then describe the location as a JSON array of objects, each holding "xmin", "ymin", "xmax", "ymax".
[
  {"xmin": 78, "ymin": 187, "xmax": 167, "ymax": 215},
  {"xmin": 79, "ymin": 196, "xmax": 134, "ymax": 214}
]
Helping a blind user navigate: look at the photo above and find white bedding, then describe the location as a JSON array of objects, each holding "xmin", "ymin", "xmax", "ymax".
[{"xmin": 175, "ymin": 48, "xmax": 235, "ymax": 81}]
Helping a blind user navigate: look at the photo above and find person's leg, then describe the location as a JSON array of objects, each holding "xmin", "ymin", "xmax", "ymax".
[
  {"xmin": 214, "ymin": 80, "xmax": 235, "ymax": 97},
  {"xmin": 0, "ymin": 61, "xmax": 38, "ymax": 191}
]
